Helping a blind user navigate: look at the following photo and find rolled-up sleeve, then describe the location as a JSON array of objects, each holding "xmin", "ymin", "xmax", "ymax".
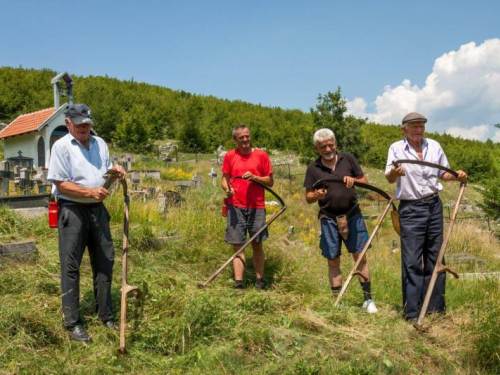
[
  {"xmin": 436, "ymin": 146, "xmax": 450, "ymax": 178},
  {"xmin": 385, "ymin": 145, "xmax": 397, "ymax": 176},
  {"xmin": 47, "ymin": 143, "xmax": 71, "ymax": 183}
]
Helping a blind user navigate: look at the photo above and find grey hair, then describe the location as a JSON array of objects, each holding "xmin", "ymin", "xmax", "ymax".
[
  {"xmin": 313, "ymin": 128, "xmax": 336, "ymax": 145},
  {"xmin": 232, "ymin": 125, "xmax": 250, "ymax": 138}
]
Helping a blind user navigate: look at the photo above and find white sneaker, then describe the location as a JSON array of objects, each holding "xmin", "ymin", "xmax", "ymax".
[{"xmin": 362, "ymin": 299, "xmax": 378, "ymax": 314}]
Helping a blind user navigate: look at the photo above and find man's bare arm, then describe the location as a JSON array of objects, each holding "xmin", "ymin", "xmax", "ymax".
[{"xmin": 54, "ymin": 181, "xmax": 110, "ymax": 201}]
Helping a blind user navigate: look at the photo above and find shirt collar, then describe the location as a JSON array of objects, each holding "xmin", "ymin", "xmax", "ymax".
[
  {"xmin": 68, "ymin": 132, "xmax": 95, "ymax": 147},
  {"xmin": 403, "ymin": 137, "xmax": 428, "ymax": 150},
  {"xmin": 315, "ymin": 153, "xmax": 343, "ymax": 171}
]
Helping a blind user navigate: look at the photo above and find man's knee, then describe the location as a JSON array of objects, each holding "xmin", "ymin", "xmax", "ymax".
[
  {"xmin": 327, "ymin": 257, "xmax": 341, "ymax": 270},
  {"xmin": 353, "ymin": 253, "xmax": 367, "ymax": 264}
]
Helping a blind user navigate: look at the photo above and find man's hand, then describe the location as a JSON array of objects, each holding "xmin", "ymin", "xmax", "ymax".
[
  {"xmin": 344, "ymin": 176, "xmax": 355, "ymax": 188},
  {"xmin": 315, "ymin": 188, "xmax": 327, "ymax": 200},
  {"xmin": 391, "ymin": 165, "xmax": 406, "ymax": 177},
  {"xmin": 225, "ymin": 187, "xmax": 235, "ymax": 198},
  {"xmin": 242, "ymin": 171, "xmax": 254, "ymax": 180},
  {"xmin": 89, "ymin": 187, "xmax": 110, "ymax": 201},
  {"xmin": 111, "ymin": 165, "xmax": 127, "ymax": 179},
  {"xmin": 456, "ymin": 170, "xmax": 467, "ymax": 183}
]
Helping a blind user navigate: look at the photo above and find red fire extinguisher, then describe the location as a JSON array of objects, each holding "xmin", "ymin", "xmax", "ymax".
[
  {"xmin": 221, "ymin": 198, "xmax": 228, "ymax": 217},
  {"xmin": 48, "ymin": 200, "xmax": 58, "ymax": 228}
]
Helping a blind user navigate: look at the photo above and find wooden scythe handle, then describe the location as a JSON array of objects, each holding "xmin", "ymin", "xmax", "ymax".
[
  {"xmin": 199, "ymin": 178, "xmax": 286, "ymax": 288},
  {"xmin": 415, "ymin": 182, "xmax": 466, "ymax": 329},
  {"xmin": 390, "ymin": 160, "xmax": 466, "ymax": 329},
  {"xmin": 103, "ymin": 172, "xmax": 141, "ymax": 354},
  {"xmin": 334, "ymin": 199, "xmax": 394, "ymax": 307}
]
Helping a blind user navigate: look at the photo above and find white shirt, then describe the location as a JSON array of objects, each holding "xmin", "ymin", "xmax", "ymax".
[
  {"xmin": 47, "ymin": 133, "xmax": 113, "ymax": 203},
  {"xmin": 385, "ymin": 138, "xmax": 450, "ymax": 200}
]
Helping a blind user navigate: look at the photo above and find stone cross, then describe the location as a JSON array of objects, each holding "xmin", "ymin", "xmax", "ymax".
[
  {"xmin": 192, "ymin": 172, "xmax": 203, "ymax": 188},
  {"xmin": 125, "ymin": 154, "xmax": 133, "ymax": 171},
  {"xmin": 208, "ymin": 168, "xmax": 218, "ymax": 187},
  {"xmin": 19, "ymin": 168, "xmax": 31, "ymax": 194}
]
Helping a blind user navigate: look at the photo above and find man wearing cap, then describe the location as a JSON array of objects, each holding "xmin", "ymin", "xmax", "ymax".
[
  {"xmin": 385, "ymin": 112, "xmax": 467, "ymax": 323},
  {"xmin": 48, "ymin": 103, "xmax": 126, "ymax": 343},
  {"xmin": 304, "ymin": 128, "xmax": 378, "ymax": 313}
]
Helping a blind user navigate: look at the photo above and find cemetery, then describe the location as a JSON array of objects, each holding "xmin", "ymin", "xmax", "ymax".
[{"xmin": 0, "ymin": 71, "xmax": 499, "ymax": 373}]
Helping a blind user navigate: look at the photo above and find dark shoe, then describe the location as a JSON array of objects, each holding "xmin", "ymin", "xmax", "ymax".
[
  {"xmin": 407, "ymin": 317, "xmax": 420, "ymax": 329},
  {"xmin": 234, "ymin": 281, "xmax": 245, "ymax": 290},
  {"xmin": 68, "ymin": 325, "xmax": 91, "ymax": 343},
  {"xmin": 254, "ymin": 279, "xmax": 266, "ymax": 290},
  {"xmin": 103, "ymin": 320, "xmax": 119, "ymax": 331}
]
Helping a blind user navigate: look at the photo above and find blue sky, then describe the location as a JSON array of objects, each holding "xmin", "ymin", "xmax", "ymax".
[{"xmin": 1, "ymin": 0, "xmax": 499, "ymax": 140}]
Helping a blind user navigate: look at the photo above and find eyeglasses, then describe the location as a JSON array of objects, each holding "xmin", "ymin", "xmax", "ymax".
[{"xmin": 66, "ymin": 107, "xmax": 92, "ymax": 119}]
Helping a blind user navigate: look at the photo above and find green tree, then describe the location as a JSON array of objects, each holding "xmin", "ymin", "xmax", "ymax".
[
  {"xmin": 177, "ymin": 97, "xmax": 206, "ymax": 153},
  {"xmin": 480, "ymin": 176, "xmax": 500, "ymax": 220},
  {"xmin": 304, "ymin": 87, "xmax": 366, "ymax": 164},
  {"xmin": 112, "ymin": 104, "xmax": 151, "ymax": 152}
]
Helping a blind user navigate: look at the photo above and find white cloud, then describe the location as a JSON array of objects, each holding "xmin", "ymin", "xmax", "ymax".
[
  {"xmin": 445, "ymin": 125, "xmax": 490, "ymax": 141},
  {"xmin": 347, "ymin": 39, "xmax": 500, "ymax": 141},
  {"xmin": 493, "ymin": 129, "xmax": 500, "ymax": 143}
]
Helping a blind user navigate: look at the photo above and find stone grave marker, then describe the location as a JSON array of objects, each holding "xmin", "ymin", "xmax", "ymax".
[
  {"xmin": 0, "ymin": 160, "xmax": 10, "ymax": 196},
  {"xmin": 0, "ymin": 241, "xmax": 37, "ymax": 261},
  {"xmin": 208, "ymin": 168, "xmax": 218, "ymax": 187}
]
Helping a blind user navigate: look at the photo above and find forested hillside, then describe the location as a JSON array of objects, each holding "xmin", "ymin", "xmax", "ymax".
[{"xmin": 1, "ymin": 67, "xmax": 499, "ymax": 182}]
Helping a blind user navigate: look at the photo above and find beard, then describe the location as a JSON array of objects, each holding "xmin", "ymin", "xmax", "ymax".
[{"xmin": 323, "ymin": 152, "xmax": 335, "ymax": 161}]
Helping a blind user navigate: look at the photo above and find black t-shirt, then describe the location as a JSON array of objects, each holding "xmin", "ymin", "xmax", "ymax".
[{"xmin": 303, "ymin": 153, "xmax": 364, "ymax": 217}]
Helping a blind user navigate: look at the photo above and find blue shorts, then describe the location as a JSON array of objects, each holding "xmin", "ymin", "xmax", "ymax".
[{"xmin": 320, "ymin": 213, "xmax": 369, "ymax": 259}]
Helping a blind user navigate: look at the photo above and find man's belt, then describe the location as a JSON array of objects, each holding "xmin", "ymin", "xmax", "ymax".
[
  {"xmin": 319, "ymin": 202, "xmax": 359, "ymax": 221},
  {"xmin": 58, "ymin": 198, "xmax": 102, "ymax": 207},
  {"xmin": 400, "ymin": 192, "xmax": 439, "ymax": 204}
]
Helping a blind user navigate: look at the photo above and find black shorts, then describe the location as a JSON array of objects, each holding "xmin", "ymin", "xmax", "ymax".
[{"xmin": 225, "ymin": 205, "xmax": 268, "ymax": 244}]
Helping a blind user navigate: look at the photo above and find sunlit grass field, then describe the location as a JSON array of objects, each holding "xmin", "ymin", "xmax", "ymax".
[{"xmin": 0, "ymin": 157, "xmax": 499, "ymax": 374}]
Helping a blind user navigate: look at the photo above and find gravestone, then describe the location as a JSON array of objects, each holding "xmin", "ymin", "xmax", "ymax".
[
  {"xmin": 17, "ymin": 168, "xmax": 32, "ymax": 195},
  {"xmin": 157, "ymin": 193, "xmax": 166, "ymax": 213},
  {"xmin": 0, "ymin": 160, "xmax": 10, "ymax": 196},
  {"xmin": 0, "ymin": 241, "xmax": 37, "ymax": 261},
  {"xmin": 192, "ymin": 172, "xmax": 203, "ymax": 188},
  {"xmin": 208, "ymin": 168, "xmax": 218, "ymax": 187},
  {"xmin": 131, "ymin": 171, "xmax": 141, "ymax": 191},
  {"xmin": 126, "ymin": 156, "xmax": 132, "ymax": 171},
  {"xmin": 147, "ymin": 187, "xmax": 156, "ymax": 199},
  {"xmin": 164, "ymin": 190, "xmax": 182, "ymax": 206},
  {"xmin": 391, "ymin": 239, "xmax": 399, "ymax": 253}
]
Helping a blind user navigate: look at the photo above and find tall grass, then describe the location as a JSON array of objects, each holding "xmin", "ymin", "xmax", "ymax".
[{"xmin": 0, "ymin": 160, "xmax": 498, "ymax": 374}]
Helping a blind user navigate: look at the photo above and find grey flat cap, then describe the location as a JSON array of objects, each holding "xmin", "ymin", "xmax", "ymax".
[{"xmin": 402, "ymin": 112, "xmax": 427, "ymax": 125}]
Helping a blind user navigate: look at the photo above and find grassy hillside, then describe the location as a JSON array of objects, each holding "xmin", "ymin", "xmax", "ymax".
[{"xmin": 0, "ymin": 157, "xmax": 499, "ymax": 374}]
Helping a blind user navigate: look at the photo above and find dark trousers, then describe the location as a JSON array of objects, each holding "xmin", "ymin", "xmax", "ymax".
[
  {"xmin": 399, "ymin": 196, "xmax": 445, "ymax": 319},
  {"xmin": 58, "ymin": 202, "xmax": 115, "ymax": 328}
]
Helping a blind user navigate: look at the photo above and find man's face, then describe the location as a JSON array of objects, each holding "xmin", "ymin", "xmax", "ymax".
[
  {"xmin": 402, "ymin": 121, "xmax": 425, "ymax": 143},
  {"xmin": 66, "ymin": 118, "xmax": 92, "ymax": 144},
  {"xmin": 315, "ymin": 138, "xmax": 337, "ymax": 161},
  {"xmin": 234, "ymin": 128, "xmax": 251, "ymax": 150}
]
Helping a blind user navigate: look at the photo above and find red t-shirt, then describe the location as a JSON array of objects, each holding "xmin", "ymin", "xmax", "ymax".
[{"xmin": 222, "ymin": 148, "xmax": 273, "ymax": 209}]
